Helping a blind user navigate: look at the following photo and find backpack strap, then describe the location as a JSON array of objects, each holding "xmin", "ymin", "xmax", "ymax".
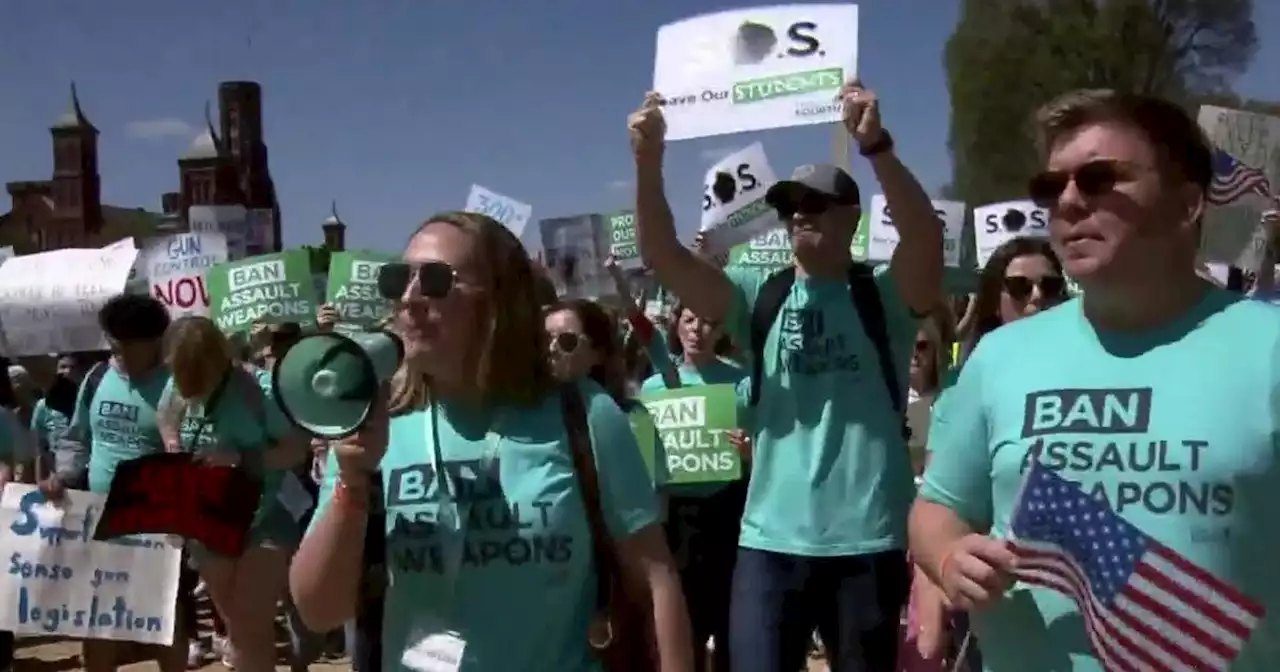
[
  {"xmin": 748, "ymin": 267, "xmax": 798, "ymax": 407},
  {"xmin": 847, "ymin": 264, "xmax": 909, "ymax": 437},
  {"xmin": 80, "ymin": 362, "xmax": 109, "ymax": 416}
]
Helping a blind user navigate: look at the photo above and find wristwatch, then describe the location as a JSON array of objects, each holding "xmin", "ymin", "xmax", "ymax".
[{"xmin": 859, "ymin": 130, "xmax": 894, "ymax": 157}]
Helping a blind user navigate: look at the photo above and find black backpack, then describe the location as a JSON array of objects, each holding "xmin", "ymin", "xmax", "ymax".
[{"xmin": 747, "ymin": 264, "xmax": 908, "ymax": 438}]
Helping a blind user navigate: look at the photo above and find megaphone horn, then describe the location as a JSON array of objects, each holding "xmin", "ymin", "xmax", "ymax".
[{"xmin": 272, "ymin": 329, "xmax": 405, "ymax": 440}]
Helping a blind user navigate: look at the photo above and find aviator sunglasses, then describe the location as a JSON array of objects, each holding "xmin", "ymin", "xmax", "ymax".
[
  {"xmin": 1027, "ymin": 159, "xmax": 1134, "ymax": 208},
  {"xmin": 773, "ymin": 191, "xmax": 841, "ymax": 221},
  {"xmin": 376, "ymin": 260, "xmax": 458, "ymax": 300},
  {"xmin": 1003, "ymin": 275, "xmax": 1066, "ymax": 302}
]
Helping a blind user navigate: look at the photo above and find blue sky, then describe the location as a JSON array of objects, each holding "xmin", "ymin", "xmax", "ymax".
[{"xmin": 1, "ymin": 0, "xmax": 1277, "ymax": 256}]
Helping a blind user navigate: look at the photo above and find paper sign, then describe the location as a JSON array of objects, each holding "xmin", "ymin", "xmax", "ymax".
[
  {"xmin": 464, "ymin": 185, "xmax": 533, "ymax": 238},
  {"xmin": 189, "ymin": 205, "xmax": 249, "ymax": 260},
  {"xmin": 640, "ymin": 384, "xmax": 741, "ymax": 484},
  {"xmin": 865, "ymin": 196, "xmax": 966, "ymax": 267},
  {"xmin": 142, "ymin": 232, "xmax": 228, "ymax": 319},
  {"xmin": 850, "ymin": 209, "xmax": 870, "ymax": 260},
  {"xmin": 699, "ymin": 142, "xmax": 782, "ymax": 251},
  {"xmin": 729, "ymin": 227, "xmax": 792, "ymax": 270},
  {"xmin": 606, "ymin": 211, "xmax": 644, "ymax": 270},
  {"xmin": 206, "ymin": 250, "xmax": 319, "ymax": 333},
  {"xmin": 0, "ymin": 246, "xmax": 138, "ymax": 357},
  {"xmin": 653, "ymin": 4, "xmax": 859, "ymax": 140},
  {"xmin": 972, "ymin": 200, "xmax": 1050, "ymax": 268},
  {"xmin": 0, "ymin": 485, "xmax": 181, "ymax": 644},
  {"xmin": 326, "ymin": 251, "xmax": 395, "ymax": 328},
  {"xmin": 1196, "ymin": 106, "xmax": 1280, "ymax": 266},
  {"xmin": 95, "ymin": 453, "xmax": 262, "ymax": 558},
  {"xmin": 0, "ymin": 247, "xmax": 13, "ymax": 265}
]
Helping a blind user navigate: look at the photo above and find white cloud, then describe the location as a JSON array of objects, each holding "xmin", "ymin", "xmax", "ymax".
[
  {"xmin": 124, "ymin": 118, "xmax": 193, "ymax": 140},
  {"xmin": 699, "ymin": 146, "xmax": 737, "ymax": 163},
  {"xmin": 607, "ymin": 179, "xmax": 632, "ymax": 191}
]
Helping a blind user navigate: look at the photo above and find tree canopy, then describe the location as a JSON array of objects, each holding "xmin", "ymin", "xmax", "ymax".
[{"xmin": 945, "ymin": 0, "xmax": 1261, "ymax": 207}]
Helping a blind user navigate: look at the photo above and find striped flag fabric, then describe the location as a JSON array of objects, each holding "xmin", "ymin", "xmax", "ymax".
[
  {"xmin": 1010, "ymin": 461, "xmax": 1264, "ymax": 671},
  {"xmin": 1209, "ymin": 149, "xmax": 1271, "ymax": 206}
]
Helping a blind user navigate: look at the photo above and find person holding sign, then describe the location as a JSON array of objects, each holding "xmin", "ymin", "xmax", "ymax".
[
  {"xmin": 630, "ymin": 79, "xmax": 943, "ymax": 672},
  {"xmin": 157, "ymin": 316, "xmax": 310, "ymax": 672},
  {"xmin": 638, "ymin": 302, "xmax": 750, "ymax": 672},
  {"xmin": 290, "ymin": 211, "xmax": 693, "ymax": 672}
]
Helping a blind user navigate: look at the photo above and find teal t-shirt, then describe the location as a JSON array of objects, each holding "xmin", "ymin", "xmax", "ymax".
[
  {"xmin": 723, "ymin": 264, "xmax": 919, "ymax": 556},
  {"xmin": 72, "ymin": 365, "xmax": 171, "ymax": 494},
  {"xmin": 160, "ymin": 367, "xmax": 294, "ymax": 530},
  {"xmin": 641, "ymin": 357, "xmax": 750, "ymax": 496},
  {"xmin": 921, "ymin": 291, "xmax": 1280, "ymax": 671},
  {"xmin": 309, "ymin": 380, "xmax": 659, "ymax": 672},
  {"xmin": 30, "ymin": 398, "xmax": 71, "ymax": 460}
]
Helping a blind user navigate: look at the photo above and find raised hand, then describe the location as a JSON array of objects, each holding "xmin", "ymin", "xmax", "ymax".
[
  {"xmin": 840, "ymin": 79, "xmax": 884, "ymax": 149},
  {"xmin": 628, "ymin": 92, "xmax": 667, "ymax": 160}
]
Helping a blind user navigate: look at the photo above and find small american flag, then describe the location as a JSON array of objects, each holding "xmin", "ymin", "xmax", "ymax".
[
  {"xmin": 1209, "ymin": 149, "xmax": 1271, "ymax": 206},
  {"xmin": 1010, "ymin": 460, "xmax": 1263, "ymax": 671}
]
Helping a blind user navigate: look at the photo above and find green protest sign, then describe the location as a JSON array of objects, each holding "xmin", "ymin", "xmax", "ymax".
[
  {"xmin": 851, "ymin": 209, "xmax": 870, "ymax": 260},
  {"xmin": 627, "ymin": 407, "xmax": 660, "ymax": 482},
  {"xmin": 207, "ymin": 250, "xmax": 318, "ymax": 333},
  {"xmin": 729, "ymin": 227, "xmax": 791, "ymax": 270},
  {"xmin": 606, "ymin": 210, "xmax": 643, "ymax": 270},
  {"xmin": 639, "ymin": 384, "xmax": 740, "ymax": 484},
  {"xmin": 326, "ymin": 251, "xmax": 395, "ymax": 328}
]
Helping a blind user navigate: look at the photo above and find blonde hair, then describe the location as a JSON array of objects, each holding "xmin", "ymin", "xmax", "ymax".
[
  {"xmin": 388, "ymin": 211, "xmax": 554, "ymax": 414},
  {"xmin": 158, "ymin": 316, "xmax": 236, "ymax": 447}
]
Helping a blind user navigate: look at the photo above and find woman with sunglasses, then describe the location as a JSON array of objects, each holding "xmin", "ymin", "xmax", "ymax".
[
  {"xmin": 957, "ymin": 236, "xmax": 1068, "ymax": 364},
  {"xmin": 290, "ymin": 211, "xmax": 693, "ymax": 672},
  {"xmin": 639, "ymin": 302, "xmax": 749, "ymax": 672}
]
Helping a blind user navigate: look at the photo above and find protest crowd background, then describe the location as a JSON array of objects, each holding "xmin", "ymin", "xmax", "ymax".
[{"xmin": 0, "ymin": 1, "xmax": 1277, "ymax": 672}]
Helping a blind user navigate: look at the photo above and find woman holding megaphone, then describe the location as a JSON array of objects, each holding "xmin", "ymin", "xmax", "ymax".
[{"xmin": 289, "ymin": 211, "xmax": 694, "ymax": 672}]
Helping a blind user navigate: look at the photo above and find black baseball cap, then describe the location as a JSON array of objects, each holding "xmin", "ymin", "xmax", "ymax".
[{"xmin": 765, "ymin": 164, "xmax": 862, "ymax": 208}]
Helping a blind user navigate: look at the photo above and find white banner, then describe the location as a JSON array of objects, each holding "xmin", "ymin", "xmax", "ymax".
[
  {"xmin": 189, "ymin": 205, "xmax": 248, "ymax": 260},
  {"xmin": 972, "ymin": 200, "xmax": 1050, "ymax": 268},
  {"xmin": 0, "ymin": 247, "xmax": 13, "ymax": 265},
  {"xmin": 865, "ymin": 196, "xmax": 967, "ymax": 267},
  {"xmin": 0, "ymin": 485, "xmax": 181, "ymax": 644},
  {"xmin": 464, "ymin": 184, "xmax": 533, "ymax": 238},
  {"xmin": 0, "ymin": 246, "xmax": 138, "ymax": 356},
  {"xmin": 699, "ymin": 142, "xmax": 781, "ymax": 251},
  {"xmin": 653, "ymin": 4, "xmax": 859, "ymax": 140},
  {"xmin": 142, "ymin": 232, "xmax": 229, "ymax": 319}
]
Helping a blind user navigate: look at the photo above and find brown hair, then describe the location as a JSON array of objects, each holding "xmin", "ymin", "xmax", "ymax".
[
  {"xmin": 961, "ymin": 236, "xmax": 1063, "ymax": 364},
  {"xmin": 389, "ymin": 211, "xmax": 553, "ymax": 414},
  {"xmin": 543, "ymin": 299, "xmax": 629, "ymax": 406},
  {"xmin": 164, "ymin": 316, "xmax": 234, "ymax": 394},
  {"xmin": 915, "ymin": 307, "xmax": 954, "ymax": 396},
  {"xmin": 1034, "ymin": 89, "xmax": 1213, "ymax": 194}
]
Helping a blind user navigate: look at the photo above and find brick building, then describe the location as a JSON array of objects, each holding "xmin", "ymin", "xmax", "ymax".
[{"xmin": 0, "ymin": 80, "xmax": 282, "ymax": 255}]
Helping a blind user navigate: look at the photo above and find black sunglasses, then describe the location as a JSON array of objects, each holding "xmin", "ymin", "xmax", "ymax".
[
  {"xmin": 774, "ymin": 191, "xmax": 840, "ymax": 220},
  {"xmin": 552, "ymin": 332, "xmax": 584, "ymax": 353},
  {"xmin": 1003, "ymin": 275, "xmax": 1066, "ymax": 302},
  {"xmin": 376, "ymin": 261, "xmax": 457, "ymax": 300},
  {"xmin": 1028, "ymin": 159, "xmax": 1128, "ymax": 208}
]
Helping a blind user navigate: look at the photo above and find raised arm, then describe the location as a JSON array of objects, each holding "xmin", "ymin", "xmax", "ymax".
[
  {"xmin": 629, "ymin": 93, "xmax": 734, "ymax": 323},
  {"xmin": 843, "ymin": 81, "xmax": 943, "ymax": 313}
]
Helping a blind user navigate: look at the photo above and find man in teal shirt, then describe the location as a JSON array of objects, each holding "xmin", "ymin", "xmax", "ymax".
[
  {"xmin": 628, "ymin": 80, "xmax": 943, "ymax": 671},
  {"xmin": 912, "ymin": 90, "xmax": 1280, "ymax": 671}
]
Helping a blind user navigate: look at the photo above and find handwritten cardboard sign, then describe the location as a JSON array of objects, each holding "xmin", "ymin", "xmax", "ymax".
[
  {"xmin": 94, "ymin": 453, "xmax": 261, "ymax": 558},
  {"xmin": 0, "ymin": 485, "xmax": 181, "ymax": 644}
]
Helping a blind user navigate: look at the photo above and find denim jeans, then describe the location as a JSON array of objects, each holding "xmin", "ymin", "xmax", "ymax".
[{"xmin": 728, "ymin": 547, "xmax": 910, "ymax": 672}]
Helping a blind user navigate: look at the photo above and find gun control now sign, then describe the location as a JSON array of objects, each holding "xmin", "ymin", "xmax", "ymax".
[
  {"xmin": 640, "ymin": 384, "xmax": 740, "ymax": 484},
  {"xmin": 653, "ymin": 4, "xmax": 859, "ymax": 140},
  {"xmin": 141, "ymin": 232, "xmax": 229, "ymax": 319},
  {"xmin": 325, "ymin": 251, "xmax": 395, "ymax": 329},
  {"xmin": 972, "ymin": 200, "xmax": 1049, "ymax": 267},
  {"xmin": 864, "ymin": 196, "xmax": 966, "ymax": 267},
  {"xmin": 206, "ymin": 250, "xmax": 319, "ymax": 333}
]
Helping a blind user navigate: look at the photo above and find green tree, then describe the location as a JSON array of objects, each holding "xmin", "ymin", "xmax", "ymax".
[{"xmin": 945, "ymin": 0, "xmax": 1259, "ymax": 207}]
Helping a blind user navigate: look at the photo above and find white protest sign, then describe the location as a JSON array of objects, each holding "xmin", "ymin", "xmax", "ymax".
[
  {"xmin": 699, "ymin": 142, "xmax": 781, "ymax": 251},
  {"xmin": 972, "ymin": 200, "xmax": 1049, "ymax": 268},
  {"xmin": 0, "ymin": 246, "xmax": 138, "ymax": 356},
  {"xmin": 189, "ymin": 205, "xmax": 248, "ymax": 260},
  {"xmin": 0, "ymin": 247, "xmax": 13, "ymax": 265},
  {"xmin": 865, "ymin": 196, "xmax": 966, "ymax": 267},
  {"xmin": 103, "ymin": 238, "xmax": 135, "ymax": 251},
  {"xmin": 142, "ymin": 232, "xmax": 229, "ymax": 319},
  {"xmin": 1196, "ymin": 106, "xmax": 1280, "ymax": 265},
  {"xmin": 0, "ymin": 485, "xmax": 181, "ymax": 644},
  {"xmin": 653, "ymin": 4, "xmax": 859, "ymax": 140},
  {"xmin": 464, "ymin": 185, "xmax": 533, "ymax": 238}
]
